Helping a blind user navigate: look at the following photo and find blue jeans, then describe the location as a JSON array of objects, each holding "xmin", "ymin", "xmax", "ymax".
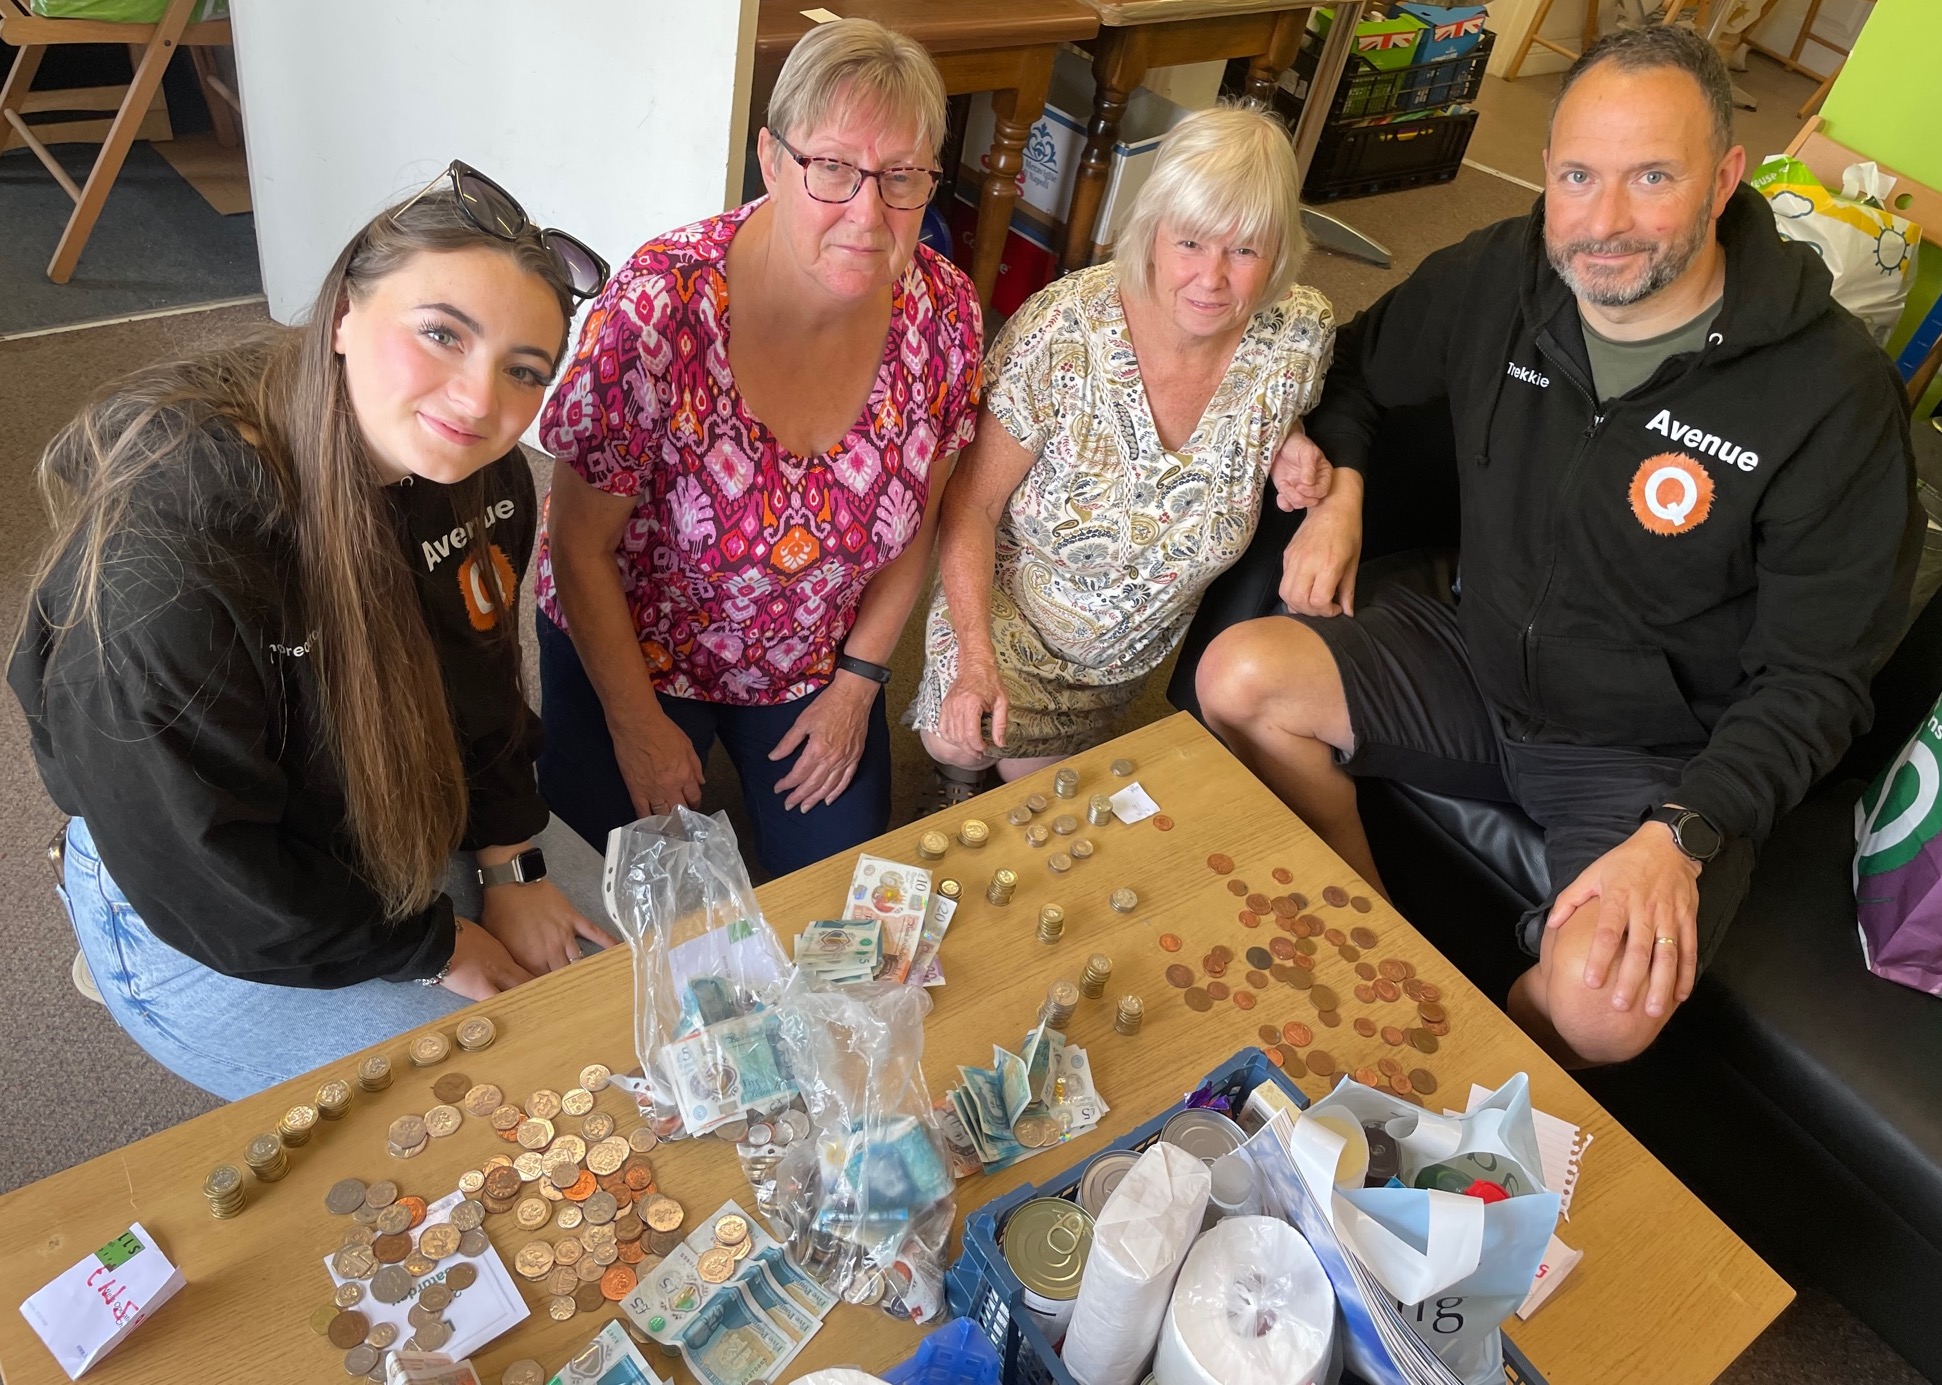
[
  {"xmin": 59, "ymin": 815, "xmax": 610, "ymax": 1101},
  {"xmin": 536, "ymin": 609, "xmax": 891, "ymax": 876}
]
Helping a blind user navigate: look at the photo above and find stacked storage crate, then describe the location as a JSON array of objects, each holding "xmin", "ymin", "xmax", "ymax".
[{"xmin": 1268, "ymin": 3, "xmax": 1494, "ymax": 202}]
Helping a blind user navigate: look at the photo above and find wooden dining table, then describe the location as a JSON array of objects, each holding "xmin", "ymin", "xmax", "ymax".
[{"xmin": 0, "ymin": 713, "xmax": 1792, "ymax": 1384}]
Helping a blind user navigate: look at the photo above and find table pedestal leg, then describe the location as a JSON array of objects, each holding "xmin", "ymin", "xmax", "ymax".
[
  {"xmin": 1062, "ymin": 31, "xmax": 1146, "ymax": 273},
  {"xmin": 973, "ymin": 51, "xmax": 1053, "ymax": 309}
]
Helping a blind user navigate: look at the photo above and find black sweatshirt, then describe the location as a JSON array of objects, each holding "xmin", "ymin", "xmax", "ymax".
[
  {"xmin": 1306, "ymin": 184, "xmax": 1919, "ymax": 846},
  {"xmin": 10, "ymin": 420, "xmax": 547, "ymax": 987}
]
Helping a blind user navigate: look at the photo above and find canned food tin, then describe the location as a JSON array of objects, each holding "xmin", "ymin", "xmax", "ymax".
[
  {"xmin": 1158, "ymin": 1108, "xmax": 1246, "ymax": 1167},
  {"xmin": 1002, "ymin": 1196, "xmax": 1094, "ymax": 1338},
  {"xmin": 1077, "ymin": 1149, "xmax": 1141, "ymax": 1217}
]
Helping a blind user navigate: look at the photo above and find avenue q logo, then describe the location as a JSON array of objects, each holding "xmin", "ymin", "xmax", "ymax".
[
  {"xmin": 1645, "ymin": 408, "xmax": 1759, "ymax": 471},
  {"xmin": 1630, "ymin": 453, "xmax": 1715, "ymax": 536}
]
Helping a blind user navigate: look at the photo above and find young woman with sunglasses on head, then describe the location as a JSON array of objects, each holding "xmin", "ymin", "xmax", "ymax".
[
  {"xmin": 537, "ymin": 17, "xmax": 982, "ymax": 876},
  {"xmin": 12, "ymin": 166, "xmax": 613, "ymax": 1100}
]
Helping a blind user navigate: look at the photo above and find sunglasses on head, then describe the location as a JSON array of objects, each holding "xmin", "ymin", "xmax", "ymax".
[{"xmin": 394, "ymin": 160, "xmax": 609, "ymax": 301}]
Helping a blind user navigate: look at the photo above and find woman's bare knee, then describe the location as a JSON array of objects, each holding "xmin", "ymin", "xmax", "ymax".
[{"xmin": 920, "ymin": 729, "xmax": 991, "ymax": 770}]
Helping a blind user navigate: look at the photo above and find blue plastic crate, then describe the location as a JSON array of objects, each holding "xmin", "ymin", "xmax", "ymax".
[{"xmin": 944, "ymin": 1047, "xmax": 1550, "ymax": 1385}]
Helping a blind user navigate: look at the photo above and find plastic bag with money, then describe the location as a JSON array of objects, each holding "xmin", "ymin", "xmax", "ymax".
[
  {"xmin": 606, "ymin": 807, "xmax": 797, "ymax": 1140},
  {"xmin": 767, "ymin": 979, "xmax": 955, "ymax": 1321}
]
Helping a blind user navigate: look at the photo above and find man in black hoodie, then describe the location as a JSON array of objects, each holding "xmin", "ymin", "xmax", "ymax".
[{"xmin": 1198, "ymin": 25, "xmax": 1917, "ymax": 1066}]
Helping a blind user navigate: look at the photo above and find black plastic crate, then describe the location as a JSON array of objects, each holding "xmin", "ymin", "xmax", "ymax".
[
  {"xmin": 1289, "ymin": 26, "xmax": 1496, "ymax": 122},
  {"xmin": 1303, "ymin": 108, "xmax": 1480, "ymax": 203}
]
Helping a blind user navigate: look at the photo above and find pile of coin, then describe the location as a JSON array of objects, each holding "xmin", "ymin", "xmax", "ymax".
[
  {"xmin": 1047, "ymin": 851, "xmax": 1073, "ymax": 874},
  {"xmin": 736, "ymin": 1107, "xmax": 812, "ymax": 1222},
  {"xmin": 315, "ymin": 1079, "xmax": 353, "ymax": 1121},
  {"xmin": 936, "ymin": 878, "xmax": 962, "ymax": 904},
  {"xmin": 1054, "ymin": 767, "xmax": 1079, "ymax": 799},
  {"xmin": 409, "ymin": 1032, "xmax": 451, "ymax": 1067},
  {"xmin": 1079, "ymin": 953, "xmax": 1113, "ymax": 999},
  {"xmin": 278, "ymin": 1103, "xmax": 318, "ymax": 1148},
  {"xmin": 1052, "ymin": 813, "xmax": 1079, "ymax": 836},
  {"xmin": 387, "ymin": 1114, "xmax": 429, "ymax": 1161},
  {"xmin": 244, "ymin": 1132, "xmax": 290, "ymax": 1182},
  {"xmin": 698, "ymin": 1210, "xmax": 753, "ymax": 1284},
  {"xmin": 356, "ymin": 1055, "xmax": 393, "ymax": 1093},
  {"xmin": 916, "ymin": 830, "xmax": 948, "ymax": 862},
  {"xmin": 1039, "ymin": 979, "xmax": 1079, "ymax": 1031},
  {"xmin": 985, "ymin": 868, "xmax": 1017, "ymax": 906},
  {"xmin": 1036, "ymin": 904, "xmax": 1065, "ymax": 944},
  {"xmin": 957, "ymin": 819, "xmax": 989, "ymax": 849},
  {"xmin": 1025, "ymin": 824, "xmax": 1051, "ymax": 848},
  {"xmin": 456, "ymin": 1016, "xmax": 496, "ymax": 1053},
  {"xmin": 1109, "ymin": 887, "xmax": 1139, "ymax": 914},
  {"xmin": 1086, "ymin": 794, "xmax": 1114, "ymax": 827},
  {"xmin": 1115, "ymin": 994, "xmax": 1145, "ymax": 1035},
  {"xmin": 1025, "ymin": 793, "xmax": 1048, "ymax": 814},
  {"xmin": 203, "ymin": 1163, "xmax": 245, "ymax": 1219},
  {"xmin": 1005, "ymin": 804, "xmax": 1033, "ymax": 827}
]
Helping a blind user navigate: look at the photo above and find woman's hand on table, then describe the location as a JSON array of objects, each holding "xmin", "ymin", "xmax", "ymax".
[
  {"xmin": 771, "ymin": 672, "xmax": 876, "ymax": 811},
  {"xmin": 480, "ymin": 878, "xmax": 615, "ymax": 975},
  {"xmin": 613, "ymin": 707, "xmax": 706, "ymax": 817},
  {"xmin": 938, "ymin": 653, "xmax": 1008, "ymax": 759},
  {"xmin": 1279, "ymin": 467, "xmax": 1364, "ymax": 618},
  {"xmin": 438, "ymin": 917, "xmax": 536, "ymax": 1001},
  {"xmin": 1271, "ymin": 429, "xmax": 1334, "ymax": 512}
]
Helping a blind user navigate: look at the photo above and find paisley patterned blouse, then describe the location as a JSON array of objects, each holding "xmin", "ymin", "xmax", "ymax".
[
  {"xmin": 534, "ymin": 201, "xmax": 982, "ymax": 705},
  {"xmin": 907, "ymin": 261, "xmax": 1334, "ymax": 757}
]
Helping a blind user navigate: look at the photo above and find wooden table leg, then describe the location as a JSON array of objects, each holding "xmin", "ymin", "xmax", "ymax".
[
  {"xmin": 0, "ymin": 44, "xmax": 48, "ymax": 157},
  {"xmin": 1061, "ymin": 27, "xmax": 1148, "ymax": 273},
  {"xmin": 1292, "ymin": 0, "xmax": 1363, "ymax": 179},
  {"xmin": 972, "ymin": 47, "xmax": 1053, "ymax": 310},
  {"xmin": 1243, "ymin": 9, "xmax": 1307, "ymax": 104}
]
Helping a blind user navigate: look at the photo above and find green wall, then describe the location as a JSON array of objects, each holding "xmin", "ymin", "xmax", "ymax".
[{"xmin": 1820, "ymin": 0, "xmax": 1938, "ymax": 410}]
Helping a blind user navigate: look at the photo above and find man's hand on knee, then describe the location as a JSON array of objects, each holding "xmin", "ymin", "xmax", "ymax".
[{"xmin": 1548, "ymin": 823, "xmax": 1701, "ymax": 1018}]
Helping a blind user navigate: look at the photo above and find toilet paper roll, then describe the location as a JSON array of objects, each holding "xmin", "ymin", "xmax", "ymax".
[
  {"xmin": 1152, "ymin": 1216, "xmax": 1335, "ymax": 1385},
  {"xmin": 793, "ymin": 1372, "xmax": 889, "ymax": 1385},
  {"xmin": 1061, "ymin": 1142, "xmax": 1211, "ymax": 1385}
]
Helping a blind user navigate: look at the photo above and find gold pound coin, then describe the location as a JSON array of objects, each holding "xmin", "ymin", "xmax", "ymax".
[
  {"xmin": 514, "ymin": 1241, "xmax": 556, "ymax": 1279},
  {"xmin": 455, "ymin": 1016, "xmax": 495, "ymax": 1051},
  {"xmin": 409, "ymin": 1032, "xmax": 450, "ymax": 1067},
  {"xmin": 696, "ymin": 1246, "xmax": 735, "ymax": 1284}
]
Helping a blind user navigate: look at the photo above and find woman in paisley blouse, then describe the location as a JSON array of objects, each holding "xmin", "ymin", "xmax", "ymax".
[
  {"xmin": 537, "ymin": 19, "xmax": 980, "ymax": 872},
  {"xmin": 908, "ymin": 105, "xmax": 1334, "ymax": 799}
]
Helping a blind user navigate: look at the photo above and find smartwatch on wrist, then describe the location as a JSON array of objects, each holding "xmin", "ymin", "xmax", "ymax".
[
  {"xmin": 835, "ymin": 651, "xmax": 892, "ymax": 686},
  {"xmin": 1642, "ymin": 805, "xmax": 1723, "ymax": 863},
  {"xmin": 477, "ymin": 846, "xmax": 547, "ymax": 889}
]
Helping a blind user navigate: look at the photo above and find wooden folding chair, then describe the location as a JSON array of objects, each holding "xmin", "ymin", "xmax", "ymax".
[
  {"xmin": 1785, "ymin": 117, "xmax": 1942, "ymax": 409},
  {"xmin": 0, "ymin": 0, "xmax": 237, "ymax": 283}
]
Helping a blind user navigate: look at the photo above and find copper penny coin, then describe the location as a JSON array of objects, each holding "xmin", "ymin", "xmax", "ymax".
[
  {"xmin": 1282, "ymin": 1020, "xmax": 1313, "ymax": 1047},
  {"xmin": 601, "ymin": 1265, "xmax": 637, "ymax": 1301},
  {"xmin": 1411, "ymin": 1028, "xmax": 1441, "ymax": 1052},
  {"xmin": 1322, "ymin": 885, "xmax": 1350, "ymax": 908},
  {"xmin": 1245, "ymin": 946, "xmax": 1272, "ymax": 970},
  {"xmin": 372, "ymin": 1233, "xmax": 412, "ymax": 1265},
  {"xmin": 1408, "ymin": 1068, "xmax": 1438, "ymax": 1095},
  {"xmin": 327, "ymin": 1311, "xmax": 369, "ymax": 1350},
  {"xmin": 1354, "ymin": 984, "xmax": 1377, "ymax": 1004},
  {"xmin": 1309, "ymin": 984, "xmax": 1339, "ymax": 1012},
  {"xmin": 1259, "ymin": 1023, "xmax": 1283, "ymax": 1047},
  {"xmin": 1239, "ymin": 910, "xmax": 1261, "ymax": 928},
  {"xmin": 1246, "ymin": 969, "xmax": 1270, "ymax": 989},
  {"xmin": 1265, "ymin": 1046, "xmax": 1286, "ymax": 1068},
  {"xmin": 1154, "ymin": 814, "xmax": 1174, "ymax": 831},
  {"xmin": 1354, "ymin": 1017, "xmax": 1377, "ymax": 1037},
  {"xmin": 1165, "ymin": 964, "xmax": 1194, "ymax": 989},
  {"xmin": 1351, "ymin": 896, "xmax": 1373, "ymax": 913},
  {"xmin": 1205, "ymin": 981, "xmax": 1230, "ymax": 1002},
  {"xmin": 1273, "ymin": 913, "xmax": 1297, "ymax": 933},
  {"xmin": 1378, "ymin": 1057, "xmax": 1402, "ymax": 1077},
  {"xmin": 1158, "ymin": 934, "xmax": 1182, "ymax": 953},
  {"xmin": 1354, "ymin": 1065, "xmax": 1383, "ymax": 1087},
  {"xmin": 1233, "ymin": 990, "xmax": 1256, "ymax": 1010},
  {"xmin": 1418, "ymin": 1001, "xmax": 1447, "ymax": 1024},
  {"xmin": 1269, "ymin": 937, "xmax": 1296, "ymax": 961},
  {"xmin": 1295, "ymin": 937, "xmax": 1318, "ymax": 955},
  {"xmin": 1389, "ymin": 1072, "xmax": 1415, "ymax": 1096},
  {"xmin": 1272, "ymin": 867, "xmax": 1293, "ymax": 885},
  {"xmin": 1270, "ymin": 963, "xmax": 1300, "ymax": 984},
  {"xmin": 1297, "ymin": 914, "xmax": 1325, "ymax": 936},
  {"xmin": 1351, "ymin": 926, "xmax": 1379, "ymax": 948},
  {"xmin": 1319, "ymin": 1009, "xmax": 1342, "ymax": 1028},
  {"xmin": 1418, "ymin": 982, "xmax": 1442, "ymax": 1003},
  {"xmin": 1184, "ymin": 987, "xmax": 1213, "ymax": 1012},
  {"xmin": 1375, "ymin": 979, "xmax": 1402, "ymax": 1003},
  {"xmin": 1211, "ymin": 945, "xmax": 1234, "ymax": 965},
  {"xmin": 1227, "ymin": 880, "xmax": 1250, "ymax": 897},
  {"xmin": 397, "ymin": 1196, "xmax": 427, "ymax": 1228},
  {"xmin": 1402, "ymin": 978, "xmax": 1425, "ymax": 1000},
  {"xmin": 1207, "ymin": 853, "xmax": 1235, "ymax": 875},
  {"xmin": 1204, "ymin": 960, "xmax": 1229, "ymax": 979},
  {"xmin": 1305, "ymin": 1050, "xmax": 1336, "ymax": 1078},
  {"xmin": 1246, "ymin": 892, "xmax": 1271, "ymax": 913},
  {"xmin": 1292, "ymin": 952, "xmax": 1316, "ymax": 972},
  {"xmin": 1380, "ymin": 1025, "xmax": 1406, "ymax": 1046},
  {"xmin": 1338, "ymin": 945, "xmax": 1360, "ymax": 963},
  {"xmin": 1323, "ymin": 928, "xmax": 1346, "ymax": 947},
  {"xmin": 1425, "ymin": 1017, "xmax": 1451, "ymax": 1037},
  {"xmin": 1357, "ymin": 962, "xmax": 1378, "ymax": 981},
  {"xmin": 1287, "ymin": 964, "xmax": 1313, "ymax": 988},
  {"xmin": 1271, "ymin": 896, "xmax": 1299, "ymax": 918}
]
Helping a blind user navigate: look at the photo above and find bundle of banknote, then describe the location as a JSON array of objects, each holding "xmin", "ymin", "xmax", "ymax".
[
  {"xmin": 841, "ymin": 856, "xmax": 931, "ymax": 983},
  {"xmin": 943, "ymin": 1023, "xmax": 1109, "ymax": 1175},
  {"xmin": 383, "ymin": 1354, "xmax": 482, "ymax": 1385},
  {"xmin": 791, "ymin": 919, "xmax": 881, "ymax": 987},
  {"xmin": 655, "ymin": 1009, "xmax": 796, "ymax": 1137},
  {"xmin": 547, "ymin": 1320, "xmax": 666, "ymax": 1385}
]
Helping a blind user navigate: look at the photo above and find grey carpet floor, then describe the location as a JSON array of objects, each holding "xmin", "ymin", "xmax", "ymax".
[
  {"xmin": 0, "ymin": 139, "xmax": 261, "ymax": 337},
  {"xmin": 0, "ymin": 167, "xmax": 1927, "ymax": 1382}
]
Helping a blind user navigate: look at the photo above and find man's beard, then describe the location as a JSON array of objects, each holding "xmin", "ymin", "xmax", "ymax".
[{"xmin": 1547, "ymin": 197, "xmax": 1715, "ymax": 308}]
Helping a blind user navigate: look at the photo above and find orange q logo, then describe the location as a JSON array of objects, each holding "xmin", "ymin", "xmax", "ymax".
[
  {"xmin": 459, "ymin": 545, "xmax": 518, "ymax": 631},
  {"xmin": 1629, "ymin": 453, "xmax": 1714, "ymax": 536}
]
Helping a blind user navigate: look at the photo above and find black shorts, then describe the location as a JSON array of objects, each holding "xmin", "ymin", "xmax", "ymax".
[{"xmin": 1290, "ymin": 552, "xmax": 1752, "ymax": 965}]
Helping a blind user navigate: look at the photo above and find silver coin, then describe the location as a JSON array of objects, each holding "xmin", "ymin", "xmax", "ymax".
[
  {"xmin": 745, "ymin": 1122, "xmax": 774, "ymax": 1147},
  {"xmin": 415, "ymin": 1319, "xmax": 452, "ymax": 1351},
  {"xmin": 343, "ymin": 1344, "xmax": 379, "ymax": 1376},
  {"xmin": 449, "ymin": 1198, "xmax": 487, "ymax": 1232},
  {"xmin": 370, "ymin": 1265, "xmax": 414, "ymax": 1305},
  {"xmin": 418, "ymin": 1282, "xmax": 455, "ymax": 1313},
  {"xmin": 713, "ymin": 1119, "xmax": 748, "ymax": 1143},
  {"xmin": 781, "ymin": 1110, "xmax": 810, "ymax": 1142},
  {"xmin": 325, "ymin": 1178, "xmax": 368, "ymax": 1216},
  {"xmin": 842, "ymin": 1269, "xmax": 885, "ymax": 1305},
  {"xmin": 458, "ymin": 1228, "xmax": 489, "ymax": 1258}
]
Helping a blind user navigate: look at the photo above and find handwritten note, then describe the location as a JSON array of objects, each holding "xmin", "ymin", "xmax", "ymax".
[{"xmin": 19, "ymin": 1222, "xmax": 185, "ymax": 1380}]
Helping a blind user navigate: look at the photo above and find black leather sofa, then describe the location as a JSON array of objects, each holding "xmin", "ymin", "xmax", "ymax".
[{"xmin": 1167, "ymin": 402, "xmax": 1942, "ymax": 1381}]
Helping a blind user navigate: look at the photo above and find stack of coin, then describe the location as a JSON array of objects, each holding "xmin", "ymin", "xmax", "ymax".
[
  {"xmin": 1109, "ymin": 887, "xmax": 1139, "ymax": 914},
  {"xmin": 456, "ymin": 1016, "xmax": 496, "ymax": 1052},
  {"xmin": 1052, "ymin": 814, "xmax": 1079, "ymax": 836},
  {"xmin": 1025, "ymin": 824, "xmax": 1050, "ymax": 848},
  {"xmin": 1054, "ymin": 767, "xmax": 1080, "ymax": 799},
  {"xmin": 1025, "ymin": 793, "xmax": 1049, "ymax": 814},
  {"xmin": 1037, "ymin": 904, "xmax": 1065, "ymax": 943},
  {"xmin": 355, "ymin": 1054, "xmax": 393, "ymax": 1093},
  {"xmin": 387, "ymin": 1114, "xmax": 429, "ymax": 1160},
  {"xmin": 957, "ymin": 819, "xmax": 989, "ymax": 849},
  {"xmin": 409, "ymin": 1031, "xmax": 452, "ymax": 1067},
  {"xmin": 278, "ymin": 1104, "xmax": 319, "ymax": 1148},
  {"xmin": 315, "ymin": 1079, "xmax": 353, "ymax": 1121},
  {"xmin": 1047, "ymin": 852, "xmax": 1073, "ymax": 874},
  {"xmin": 1110, "ymin": 758, "xmax": 1135, "ymax": 777},
  {"xmin": 916, "ymin": 830, "xmax": 949, "ymax": 862},
  {"xmin": 244, "ymin": 1132, "xmax": 290, "ymax": 1182},
  {"xmin": 1115, "ymin": 994, "xmax": 1145, "ymax": 1035},
  {"xmin": 203, "ymin": 1163, "xmax": 246, "ymax": 1219},
  {"xmin": 1005, "ymin": 805, "xmax": 1033, "ymax": 827},
  {"xmin": 1079, "ymin": 953, "xmax": 1113, "ymax": 998},
  {"xmin": 1086, "ymin": 793, "xmax": 1115, "ymax": 826},
  {"xmin": 1039, "ymin": 979, "xmax": 1079, "ymax": 1030},
  {"xmin": 936, "ymin": 878, "xmax": 962, "ymax": 902},
  {"xmin": 481, "ymin": 1164, "xmax": 522, "ymax": 1214},
  {"xmin": 1070, "ymin": 839, "xmax": 1095, "ymax": 861},
  {"xmin": 985, "ymin": 868, "xmax": 1017, "ymax": 906}
]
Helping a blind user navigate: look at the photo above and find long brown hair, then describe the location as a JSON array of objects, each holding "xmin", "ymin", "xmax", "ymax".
[{"xmin": 30, "ymin": 189, "xmax": 575, "ymax": 919}]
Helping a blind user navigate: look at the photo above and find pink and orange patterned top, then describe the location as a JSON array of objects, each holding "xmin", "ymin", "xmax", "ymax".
[{"xmin": 534, "ymin": 201, "xmax": 982, "ymax": 705}]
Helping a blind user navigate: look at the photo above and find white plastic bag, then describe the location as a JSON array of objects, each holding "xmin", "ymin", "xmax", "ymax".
[
  {"xmin": 605, "ymin": 807, "xmax": 795, "ymax": 1140},
  {"xmin": 1753, "ymin": 153, "xmax": 1921, "ymax": 344}
]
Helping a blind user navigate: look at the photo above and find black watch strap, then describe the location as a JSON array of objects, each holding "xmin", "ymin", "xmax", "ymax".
[
  {"xmin": 835, "ymin": 652, "xmax": 893, "ymax": 686},
  {"xmin": 1643, "ymin": 805, "xmax": 1723, "ymax": 863}
]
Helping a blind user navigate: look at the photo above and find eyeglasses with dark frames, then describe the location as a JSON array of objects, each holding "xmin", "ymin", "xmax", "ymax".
[
  {"xmin": 771, "ymin": 134, "xmax": 941, "ymax": 212},
  {"xmin": 394, "ymin": 160, "xmax": 610, "ymax": 301}
]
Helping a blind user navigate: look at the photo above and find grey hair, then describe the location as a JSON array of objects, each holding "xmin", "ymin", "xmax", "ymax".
[
  {"xmin": 1553, "ymin": 24, "xmax": 1734, "ymax": 157},
  {"xmin": 766, "ymin": 17, "xmax": 948, "ymax": 160},
  {"xmin": 1115, "ymin": 103, "xmax": 1308, "ymax": 312}
]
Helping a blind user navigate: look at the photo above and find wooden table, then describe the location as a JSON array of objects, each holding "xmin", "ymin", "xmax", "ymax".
[
  {"xmin": 752, "ymin": 0, "xmax": 1099, "ymax": 311},
  {"xmin": 0, "ymin": 713, "xmax": 1790, "ymax": 1385},
  {"xmin": 1058, "ymin": 0, "xmax": 1366, "ymax": 271}
]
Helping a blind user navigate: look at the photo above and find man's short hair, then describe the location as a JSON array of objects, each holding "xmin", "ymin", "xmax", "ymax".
[{"xmin": 1552, "ymin": 25, "xmax": 1734, "ymax": 158}]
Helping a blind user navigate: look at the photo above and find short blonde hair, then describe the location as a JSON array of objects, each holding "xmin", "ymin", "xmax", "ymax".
[
  {"xmin": 1116, "ymin": 104, "xmax": 1308, "ymax": 311},
  {"xmin": 767, "ymin": 18, "xmax": 949, "ymax": 161}
]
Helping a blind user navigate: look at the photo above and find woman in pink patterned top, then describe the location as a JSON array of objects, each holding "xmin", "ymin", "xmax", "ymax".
[{"xmin": 536, "ymin": 19, "xmax": 980, "ymax": 873}]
